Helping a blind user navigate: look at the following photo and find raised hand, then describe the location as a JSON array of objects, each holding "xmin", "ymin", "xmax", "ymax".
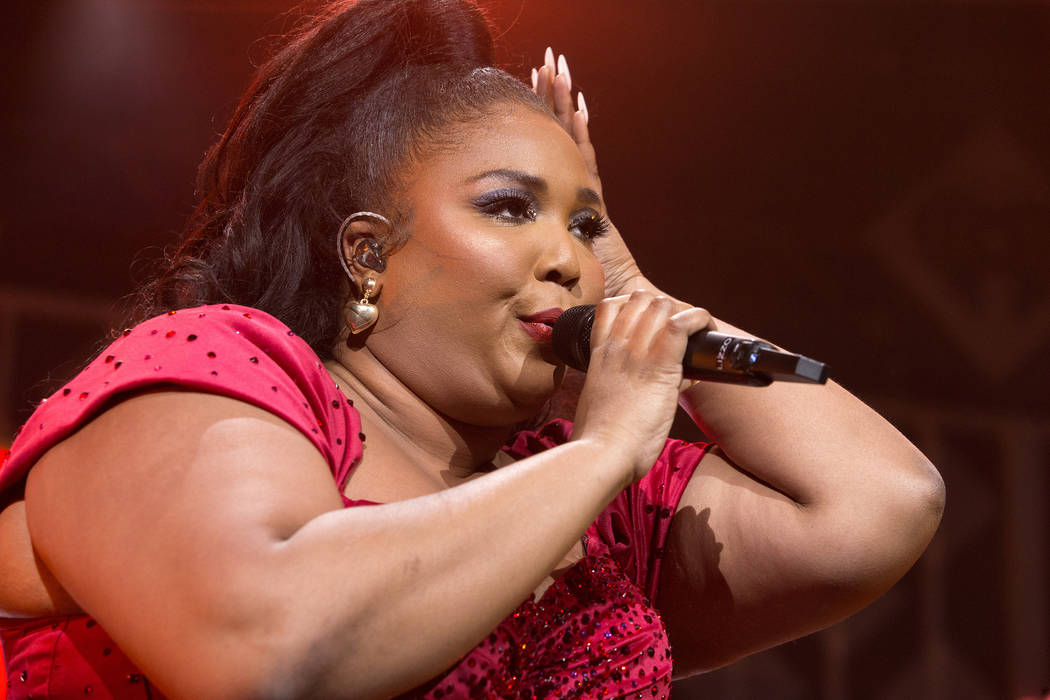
[
  {"xmin": 532, "ymin": 47, "xmax": 597, "ymax": 187},
  {"xmin": 530, "ymin": 48, "xmax": 648, "ymax": 299}
]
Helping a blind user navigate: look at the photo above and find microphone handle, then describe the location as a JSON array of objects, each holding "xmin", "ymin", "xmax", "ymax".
[{"xmin": 684, "ymin": 332, "xmax": 828, "ymax": 386}]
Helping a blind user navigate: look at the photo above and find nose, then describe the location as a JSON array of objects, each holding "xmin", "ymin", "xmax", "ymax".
[{"xmin": 533, "ymin": 222, "xmax": 582, "ymax": 289}]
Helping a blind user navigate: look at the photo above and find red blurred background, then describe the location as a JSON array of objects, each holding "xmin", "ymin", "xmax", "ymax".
[{"xmin": 2, "ymin": 1, "xmax": 1048, "ymax": 698}]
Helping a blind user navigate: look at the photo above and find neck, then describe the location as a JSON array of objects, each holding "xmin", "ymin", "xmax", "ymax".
[{"xmin": 325, "ymin": 345, "xmax": 518, "ymax": 485}]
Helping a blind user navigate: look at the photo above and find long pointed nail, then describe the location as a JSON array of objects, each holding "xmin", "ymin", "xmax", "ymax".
[
  {"xmin": 531, "ymin": 67, "xmax": 538, "ymax": 90},
  {"xmin": 577, "ymin": 91, "xmax": 589, "ymax": 123},
  {"xmin": 544, "ymin": 46, "xmax": 555, "ymax": 70},
  {"xmin": 557, "ymin": 54, "xmax": 571, "ymax": 90}
]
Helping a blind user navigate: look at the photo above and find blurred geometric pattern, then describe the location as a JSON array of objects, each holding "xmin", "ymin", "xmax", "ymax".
[{"xmin": 867, "ymin": 123, "xmax": 1050, "ymax": 383}]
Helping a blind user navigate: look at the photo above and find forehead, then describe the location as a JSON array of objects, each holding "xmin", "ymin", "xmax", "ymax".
[{"xmin": 405, "ymin": 103, "xmax": 595, "ymax": 194}]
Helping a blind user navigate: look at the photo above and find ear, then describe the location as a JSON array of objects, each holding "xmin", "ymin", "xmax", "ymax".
[{"xmin": 337, "ymin": 211, "xmax": 392, "ymax": 296}]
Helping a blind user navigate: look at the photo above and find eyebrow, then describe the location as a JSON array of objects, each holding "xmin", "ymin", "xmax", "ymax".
[{"xmin": 466, "ymin": 168, "xmax": 602, "ymax": 207}]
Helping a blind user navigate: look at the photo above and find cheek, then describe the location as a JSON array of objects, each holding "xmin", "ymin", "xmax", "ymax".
[
  {"xmin": 375, "ymin": 235, "xmax": 521, "ymax": 358},
  {"xmin": 580, "ymin": 253, "xmax": 606, "ymax": 303},
  {"xmin": 389, "ymin": 223, "xmax": 529, "ymax": 304}
]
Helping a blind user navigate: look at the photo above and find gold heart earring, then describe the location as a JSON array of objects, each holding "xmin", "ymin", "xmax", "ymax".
[
  {"xmin": 345, "ymin": 277, "xmax": 378, "ymax": 334},
  {"xmin": 336, "ymin": 211, "xmax": 389, "ymax": 335}
]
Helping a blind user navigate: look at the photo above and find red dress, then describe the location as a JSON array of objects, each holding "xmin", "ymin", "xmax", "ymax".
[{"xmin": 0, "ymin": 305, "xmax": 709, "ymax": 699}]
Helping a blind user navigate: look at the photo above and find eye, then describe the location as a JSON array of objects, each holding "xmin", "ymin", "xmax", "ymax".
[
  {"xmin": 569, "ymin": 211, "xmax": 611, "ymax": 241},
  {"xmin": 472, "ymin": 189, "xmax": 539, "ymax": 224}
]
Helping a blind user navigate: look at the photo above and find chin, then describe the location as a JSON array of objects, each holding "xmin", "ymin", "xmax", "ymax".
[
  {"xmin": 442, "ymin": 356, "xmax": 565, "ymax": 428},
  {"xmin": 505, "ymin": 363, "xmax": 565, "ymax": 421}
]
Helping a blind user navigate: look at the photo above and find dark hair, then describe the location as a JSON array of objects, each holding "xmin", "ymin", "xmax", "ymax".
[{"xmin": 129, "ymin": 0, "xmax": 549, "ymax": 358}]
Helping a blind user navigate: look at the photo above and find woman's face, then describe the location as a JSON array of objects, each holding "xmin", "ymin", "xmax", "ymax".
[{"xmin": 364, "ymin": 101, "xmax": 606, "ymax": 426}]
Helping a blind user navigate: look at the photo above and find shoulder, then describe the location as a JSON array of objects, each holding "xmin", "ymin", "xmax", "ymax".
[{"xmin": 1, "ymin": 304, "xmax": 363, "ymax": 496}]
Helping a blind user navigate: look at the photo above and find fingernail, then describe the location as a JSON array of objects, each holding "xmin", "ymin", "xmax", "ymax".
[
  {"xmin": 577, "ymin": 91, "xmax": 589, "ymax": 123},
  {"xmin": 545, "ymin": 46, "xmax": 555, "ymax": 70},
  {"xmin": 557, "ymin": 54, "xmax": 571, "ymax": 90},
  {"xmin": 531, "ymin": 67, "xmax": 538, "ymax": 90}
]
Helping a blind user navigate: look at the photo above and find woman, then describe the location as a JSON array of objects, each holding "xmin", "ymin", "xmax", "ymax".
[{"xmin": 0, "ymin": 0, "xmax": 944, "ymax": 697}]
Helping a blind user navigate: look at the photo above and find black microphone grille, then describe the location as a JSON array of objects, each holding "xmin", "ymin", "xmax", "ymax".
[{"xmin": 552, "ymin": 304, "xmax": 596, "ymax": 372}]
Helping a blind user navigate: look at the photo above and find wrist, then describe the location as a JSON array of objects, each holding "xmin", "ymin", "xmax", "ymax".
[
  {"xmin": 608, "ymin": 274, "xmax": 669, "ymax": 300},
  {"xmin": 614, "ymin": 274, "xmax": 655, "ymax": 295},
  {"xmin": 562, "ymin": 435, "xmax": 636, "ymax": 493}
]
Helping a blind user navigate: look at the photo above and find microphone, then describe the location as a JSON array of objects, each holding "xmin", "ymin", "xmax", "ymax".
[{"xmin": 551, "ymin": 305, "xmax": 829, "ymax": 387}]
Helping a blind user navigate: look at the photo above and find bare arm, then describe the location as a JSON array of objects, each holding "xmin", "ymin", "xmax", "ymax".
[
  {"xmin": 0, "ymin": 497, "xmax": 80, "ymax": 618},
  {"xmin": 658, "ymin": 318, "xmax": 945, "ymax": 675},
  {"xmin": 24, "ymin": 295, "xmax": 704, "ymax": 699},
  {"xmin": 25, "ymin": 392, "xmax": 624, "ymax": 698}
]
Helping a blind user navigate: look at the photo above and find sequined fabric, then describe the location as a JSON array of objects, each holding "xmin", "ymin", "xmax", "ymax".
[
  {"xmin": 1, "ymin": 617, "xmax": 154, "ymax": 699},
  {"xmin": 0, "ymin": 305, "xmax": 711, "ymax": 698},
  {"xmin": 402, "ymin": 555, "xmax": 673, "ymax": 699}
]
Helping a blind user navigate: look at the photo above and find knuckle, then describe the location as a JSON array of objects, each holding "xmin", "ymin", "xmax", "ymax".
[
  {"xmin": 666, "ymin": 314, "xmax": 692, "ymax": 335},
  {"xmin": 593, "ymin": 298, "xmax": 618, "ymax": 321}
]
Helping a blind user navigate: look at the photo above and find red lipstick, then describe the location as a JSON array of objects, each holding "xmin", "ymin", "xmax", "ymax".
[
  {"xmin": 521, "ymin": 308, "xmax": 564, "ymax": 326},
  {"xmin": 519, "ymin": 308, "xmax": 563, "ymax": 344}
]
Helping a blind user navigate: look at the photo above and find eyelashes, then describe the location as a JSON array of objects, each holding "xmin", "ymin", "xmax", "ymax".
[
  {"xmin": 472, "ymin": 189, "xmax": 539, "ymax": 224},
  {"xmin": 569, "ymin": 212, "xmax": 611, "ymax": 241},
  {"xmin": 471, "ymin": 188, "xmax": 609, "ymax": 241}
]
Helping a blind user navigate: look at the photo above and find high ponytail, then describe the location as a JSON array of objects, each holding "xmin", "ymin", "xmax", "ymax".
[{"xmin": 128, "ymin": 0, "xmax": 548, "ymax": 358}]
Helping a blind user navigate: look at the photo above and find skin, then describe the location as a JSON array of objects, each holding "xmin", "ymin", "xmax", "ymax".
[
  {"xmin": 0, "ymin": 53, "xmax": 945, "ymax": 698},
  {"xmin": 327, "ymin": 104, "xmax": 607, "ymax": 501}
]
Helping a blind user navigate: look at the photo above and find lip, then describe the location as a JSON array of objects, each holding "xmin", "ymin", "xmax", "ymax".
[
  {"xmin": 520, "ymin": 307, "xmax": 564, "ymax": 326},
  {"xmin": 519, "ymin": 319, "xmax": 554, "ymax": 344},
  {"xmin": 518, "ymin": 307, "xmax": 562, "ymax": 345}
]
